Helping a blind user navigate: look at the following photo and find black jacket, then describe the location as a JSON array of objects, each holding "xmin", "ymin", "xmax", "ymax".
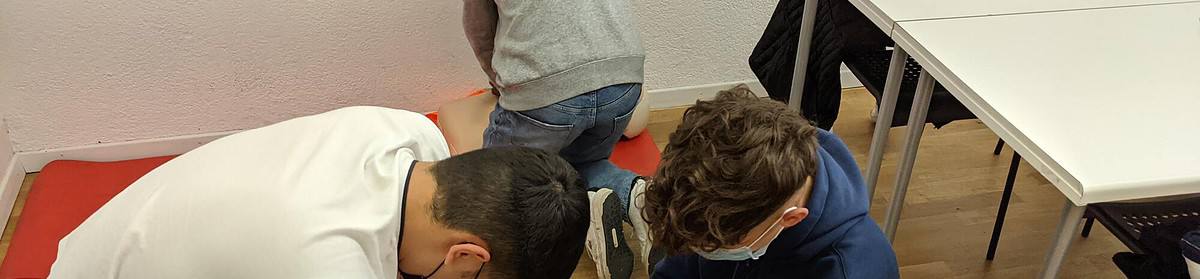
[
  {"xmin": 749, "ymin": 0, "xmax": 844, "ymax": 130},
  {"xmin": 752, "ymin": 0, "xmax": 976, "ymax": 129}
]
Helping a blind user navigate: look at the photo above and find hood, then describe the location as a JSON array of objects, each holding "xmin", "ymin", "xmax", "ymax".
[{"xmin": 758, "ymin": 129, "xmax": 872, "ymax": 261}]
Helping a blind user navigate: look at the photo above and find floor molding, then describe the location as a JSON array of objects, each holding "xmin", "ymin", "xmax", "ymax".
[
  {"xmin": 13, "ymin": 71, "xmax": 864, "ymax": 172},
  {"xmin": 645, "ymin": 79, "xmax": 769, "ymax": 109},
  {"xmin": 841, "ymin": 68, "xmax": 865, "ymax": 88},
  {"xmin": 16, "ymin": 130, "xmax": 238, "ymax": 172},
  {"xmin": 0, "ymin": 159, "xmax": 25, "ymax": 234},
  {"xmin": 646, "ymin": 70, "xmax": 862, "ymax": 109}
]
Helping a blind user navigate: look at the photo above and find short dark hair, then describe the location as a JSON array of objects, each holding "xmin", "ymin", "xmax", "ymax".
[
  {"xmin": 429, "ymin": 146, "xmax": 589, "ymax": 278},
  {"xmin": 643, "ymin": 85, "xmax": 819, "ymax": 254}
]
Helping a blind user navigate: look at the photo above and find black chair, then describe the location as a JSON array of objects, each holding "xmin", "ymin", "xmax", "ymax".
[
  {"xmin": 842, "ymin": 49, "xmax": 976, "ymax": 129},
  {"xmin": 1089, "ymin": 196, "xmax": 1200, "ymax": 254},
  {"xmin": 1094, "ymin": 196, "xmax": 1200, "ymax": 277}
]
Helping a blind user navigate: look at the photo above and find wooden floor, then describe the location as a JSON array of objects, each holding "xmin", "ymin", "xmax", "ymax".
[
  {"xmin": 0, "ymin": 88, "xmax": 1125, "ymax": 278},
  {"xmin": 0, "ymin": 173, "xmax": 35, "ymax": 266}
]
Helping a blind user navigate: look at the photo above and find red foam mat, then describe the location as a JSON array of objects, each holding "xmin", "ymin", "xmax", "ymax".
[
  {"xmin": 610, "ymin": 132, "xmax": 661, "ymax": 177},
  {"xmin": 0, "ymin": 156, "xmax": 175, "ymax": 279}
]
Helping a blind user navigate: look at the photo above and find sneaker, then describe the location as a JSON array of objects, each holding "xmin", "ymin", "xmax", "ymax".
[
  {"xmin": 586, "ymin": 189, "xmax": 633, "ymax": 279},
  {"xmin": 1183, "ymin": 230, "xmax": 1200, "ymax": 278},
  {"xmin": 627, "ymin": 178, "xmax": 658, "ymax": 272}
]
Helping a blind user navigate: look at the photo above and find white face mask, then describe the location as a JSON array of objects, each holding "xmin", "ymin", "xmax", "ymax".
[{"xmin": 694, "ymin": 207, "xmax": 798, "ymax": 261}]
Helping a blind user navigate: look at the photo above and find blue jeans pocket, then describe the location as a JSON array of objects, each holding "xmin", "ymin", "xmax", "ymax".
[
  {"xmin": 484, "ymin": 104, "xmax": 579, "ymax": 152},
  {"xmin": 607, "ymin": 101, "xmax": 637, "ymax": 138},
  {"xmin": 512, "ymin": 109, "xmax": 574, "ymax": 131}
]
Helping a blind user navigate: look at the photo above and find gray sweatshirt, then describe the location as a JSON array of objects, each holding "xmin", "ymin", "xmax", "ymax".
[{"xmin": 463, "ymin": 0, "xmax": 645, "ymax": 111}]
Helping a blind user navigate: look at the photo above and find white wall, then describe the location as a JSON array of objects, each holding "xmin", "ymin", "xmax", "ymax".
[
  {"xmin": 0, "ymin": 0, "xmax": 782, "ymax": 152},
  {"xmin": 636, "ymin": 0, "xmax": 778, "ymax": 90}
]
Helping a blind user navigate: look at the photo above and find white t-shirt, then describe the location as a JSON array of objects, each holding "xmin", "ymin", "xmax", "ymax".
[{"xmin": 48, "ymin": 106, "xmax": 451, "ymax": 279}]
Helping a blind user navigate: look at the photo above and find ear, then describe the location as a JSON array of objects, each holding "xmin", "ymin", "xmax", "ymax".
[
  {"xmin": 779, "ymin": 207, "xmax": 809, "ymax": 228},
  {"xmin": 443, "ymin": 243, "xmax": 490, "ymax": 275}
]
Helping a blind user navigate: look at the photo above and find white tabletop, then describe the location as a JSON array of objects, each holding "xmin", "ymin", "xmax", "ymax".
[
  {"xmin": 850, "ymin": 0, "xmax": 1200, "ymax": 35},
  {"xmin": 891, "ymin": 3, "xmax": 1200, "ymax": 205}
]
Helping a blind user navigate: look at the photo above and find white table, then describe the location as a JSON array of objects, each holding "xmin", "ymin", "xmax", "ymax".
[
  {"xmin": 850, "ymin": 0, "xmax": 1200, "ymax": 204},
  {"xmin": 881, "ymin": 3, "xmax": 1200, "ymax": 278},
  {"xmin": 848, "ymin": 0, "xmax": 1200, "ymax": 33},
  {"xmin": 789, "ymin": 0, "xmax": 1200, "ymax": 200},
  {"xmin": 834, "ymin": 0, "xmax": 1200, "ymax": 241},
  {"xmin": 789, "ymin": 0, "xmax": 1200, "ymax": 101},
  {"xmin": 785, "ymin": 5, "xmax": 1200, "ymax": 275}
]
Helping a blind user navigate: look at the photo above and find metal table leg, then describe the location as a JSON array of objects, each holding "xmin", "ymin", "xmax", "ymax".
[
  {"xmin": 1039, "ymin": 201, "xmax": 1086, "ymax": 279},
  {"xmin": 787, "ymin": 0, "xmax": 820, "ymax": 111},
  {"xmin": 882, "ymin": 70, "xmax": 935, "ymax": 242},
  {"xmin": 863, "ymin": 47, "xmax": 909, "ymax": 203}
]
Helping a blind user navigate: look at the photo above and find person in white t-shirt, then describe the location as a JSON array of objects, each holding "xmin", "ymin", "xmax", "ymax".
[{"xmin": 47, "ymin": 106, "xmax": 591, "ymax": 279}]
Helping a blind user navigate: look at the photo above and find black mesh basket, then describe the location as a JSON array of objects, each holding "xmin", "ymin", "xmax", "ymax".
[
  {"xmin": 842, "ymin": 49, "xmax": 977, "ymax": 128},
  {"xmin": 1089, "ymin": 196, "xmax": 1200, "ymax": 254}
]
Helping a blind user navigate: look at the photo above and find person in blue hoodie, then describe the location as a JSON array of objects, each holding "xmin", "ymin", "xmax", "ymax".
[{"xmin": 640, "ymin": 85, "xmax": 899, "ymax": 278}]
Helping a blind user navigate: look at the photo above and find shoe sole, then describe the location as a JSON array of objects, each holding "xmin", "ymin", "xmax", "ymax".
[{"xmin": 587, "ymin": 189, "xmax": 633, "ymax": 279}]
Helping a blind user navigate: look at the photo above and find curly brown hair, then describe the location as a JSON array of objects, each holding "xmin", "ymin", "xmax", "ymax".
[{"xmin": 642, "ymin": 84, "xmax": 819, "ymax": 254}]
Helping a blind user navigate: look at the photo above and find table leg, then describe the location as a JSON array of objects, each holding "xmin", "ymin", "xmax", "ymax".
[
  {"xmin": 1039, "ymin": 201, "xmax": 1086, "ymax": 279},
  {"xmin": 986, "ymin": 152, "xmax": 1022, "ymax": 260},
  {"xmin": 864, "ymin": 47, "xmax": 909, "ymax": 203},
  {"xmin": 882, "ymin": 70, "xmax": 935, "ymax": 242},
  {"xmin": 787, "ymin": 0, "xmax": 820, "ymax": 111}
]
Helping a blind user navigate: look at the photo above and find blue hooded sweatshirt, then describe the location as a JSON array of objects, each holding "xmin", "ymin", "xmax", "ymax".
[{"xmin": 653, "ymin": 130, "xmax": 899, "ymax": 279}]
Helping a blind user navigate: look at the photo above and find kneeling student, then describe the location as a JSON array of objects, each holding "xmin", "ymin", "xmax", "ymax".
[
  {"xmin": 49, "ymin": 107, "xmax": 590, "ymax": 279},
  {"xmin": 644, "ymin": 86, "xmax": 900, "ymax": 278}
]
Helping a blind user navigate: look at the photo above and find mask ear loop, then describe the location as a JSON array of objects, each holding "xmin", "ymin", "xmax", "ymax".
[
  {"xmin": 745, "ymin": 206, "xmax": 798, "ymax": 260},
  {"xmin": 473, "ymin": 262, "xmax": 486, "ymax": 279},
  {"xmin": 423, "ymin": 260, "xmax": 446, "ymax": 279},
  {"xmin": 746, "ymin": 207, "xmax": 798, "ymax": 247}
]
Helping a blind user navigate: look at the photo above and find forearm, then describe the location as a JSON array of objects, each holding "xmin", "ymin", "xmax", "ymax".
[{"xmin": 462, "ymin": 0, "xmax": 499, "ymax": 83}]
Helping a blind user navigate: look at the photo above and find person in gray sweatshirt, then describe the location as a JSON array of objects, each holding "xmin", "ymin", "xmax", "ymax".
[{"xmin": 462, "ymin": 1, "xmax": 650, "ymax": 279}]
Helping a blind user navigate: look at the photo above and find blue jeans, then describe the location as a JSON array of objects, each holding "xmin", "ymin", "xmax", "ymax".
[{"xmin": 483, "ymin": 83, "xmax": 642, "ymax": 209}]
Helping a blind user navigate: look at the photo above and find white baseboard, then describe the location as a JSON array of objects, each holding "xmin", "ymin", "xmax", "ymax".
[
  {"xmin": 0, "ymin": 158, "xmax": 25, "ymax": 235},
  {"xmin": 12, "ymin": 72, "xmax": 865, "ymax": 172},
  {"xmin": 841, "ymin": 68, "xmax": 864, "ymax": 88},
  {"xmin": 0, "ymin": 118, "xmax": 21, "ymax": 233},
  {"xmin": 16, "ymin": 130, "xmax": 239, "ymax": 172},
  {"xmin": 645, "ymin": 70, "xmax": 862, "ymax": 109},
  {"xmin": 645, "ymin": 79, "xmax": 770, "ymax": 109}
]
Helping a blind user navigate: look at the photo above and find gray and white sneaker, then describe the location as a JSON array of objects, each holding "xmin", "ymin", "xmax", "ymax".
[
  {"xmin": 586, "ymin": 189, "xmax": 633, "ymax": 279},
  {"xmin": 627, "ymin": 178, "xmax": 661, "ymax": 272}
]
